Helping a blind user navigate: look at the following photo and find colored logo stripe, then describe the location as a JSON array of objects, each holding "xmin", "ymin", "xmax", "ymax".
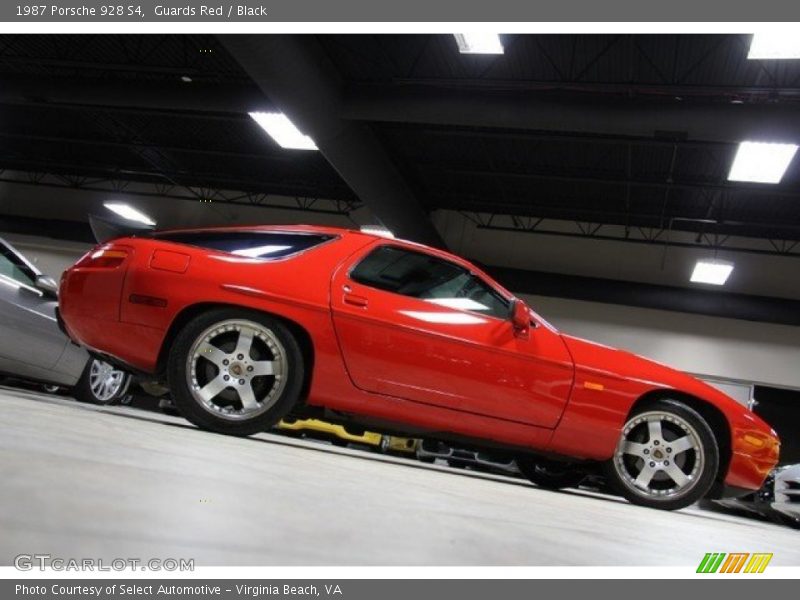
[
  {"xmin": 697, "ymin": 553, "xmax": 726, "ymax": 573},
  {"xmin": 744, "ymin": 553, "xmax": 773, "ymax": 573},
  {"xmin": 720, "ymin": 553, "xmax": 749, "ymax": 573},
  {"xmin": 697, "ymin": 553, "xmax": 772, "ymax": 573}
]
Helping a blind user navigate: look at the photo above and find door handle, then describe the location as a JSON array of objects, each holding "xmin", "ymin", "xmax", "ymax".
[{"xmin": 343, "ymin": 294, "xmax": 369, "ymax": 308}]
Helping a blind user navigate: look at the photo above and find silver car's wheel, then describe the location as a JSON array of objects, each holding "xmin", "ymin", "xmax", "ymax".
[
  {"xmin": 73, "ymin": 359, "xmax": 131, "ymax": 405},
  {"xmin": 89, "ymin": 360, "xmax": 128, "ymax": 402},
  {"xmin": 186, "ymin": 319, "xmax": 288, "ymax": 421},
  {"xmin": 606, "ymin": 400, "xmax": 719, "ymax": 510},
  {"xmin": 168, "ymin": 309, "xmax": 305, "ymax": 436}
]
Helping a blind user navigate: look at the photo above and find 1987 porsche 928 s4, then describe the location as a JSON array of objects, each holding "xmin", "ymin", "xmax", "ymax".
[{"xmin": 58, "ymin": 224, "xmax": 779, "ymax": 510}]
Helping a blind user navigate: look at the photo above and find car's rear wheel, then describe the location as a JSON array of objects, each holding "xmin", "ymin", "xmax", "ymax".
[
  {"xmin": 73, "ymin": 358, "xmax": 131, "ymax": 405},
  {"xmin": 517, "ymin": 457, "xmax": 586, "ymax": 490},
  {"xmin": 604, "ymin": 399, "xmax": 719, "ymax": 510},
  {"xmin": 168, "ymin": 308, "xmax": 305, "ymax": 436}
]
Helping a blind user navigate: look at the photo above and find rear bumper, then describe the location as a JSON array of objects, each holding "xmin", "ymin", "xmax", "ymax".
[{"xmin": 58, "ymin": 312, "xmax": 164, "ymax": 375}]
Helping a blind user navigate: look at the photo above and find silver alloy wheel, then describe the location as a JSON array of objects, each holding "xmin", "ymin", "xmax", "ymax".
[
  {"xmin": 89, "ymin": 359, "xmax": 128, "ymax": 402},
  {"xmin": 185, "ymin": 319, "xmax": 288, "ymax": 421},
  {"xmin": 613, "ymin": 410, "xmax": 705, "ymax": 500}
]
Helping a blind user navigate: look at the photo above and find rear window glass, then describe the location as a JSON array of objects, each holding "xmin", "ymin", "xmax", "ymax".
[{"xmin": 154, "ymin": 231, "xmax": 334, "ymax": 259}]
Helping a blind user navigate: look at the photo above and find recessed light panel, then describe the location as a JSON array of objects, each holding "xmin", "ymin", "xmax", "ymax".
[
  {"xmin": 728, "ymin": 141, "xmax": 798, "ymax": 184},
  {"xmin": 103, "ymin": 202, "xmax": 156, "ymax": 226},
  {"xmin": 690, "ymin": 260, "xmax": 734, "ymax": 285},
  {"xmin": 748, "ymin": 33, "xmax": 800, "ymax": 59},
  {"xmin": 249, "ymin": 112, "xmax": 318, "ymax": 150},
  {"xmin": 454, "ymin": 33, "xmax": 504, "ymax": 55}
]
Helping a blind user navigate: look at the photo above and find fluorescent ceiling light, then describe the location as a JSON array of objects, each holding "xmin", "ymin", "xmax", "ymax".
[
  {"xmin": 248, "ymin": 112, "xmax": 317, "ymax": 150},
  {"xmin": 103, "ymin": 202, "xmax": 155, "ymax": 226},
  {"xmin": 690, "ymin": 260, "xmax": 734, "ymax": 286},
  {"xmin": 454, "ymin": 33, "xmax": 504, "ymax": 55},
  {"xmin": 748, "ymin": 33, "xmax": 800, "ymax": 59},
  {"xmin": 728, "ymin": 141, "xmax": 798, "ymax": 184},
  {"xmin": 232, "ymin": 245, "xmax": 291, "ymax": 258},
  {"xmin": 359, "ymin": 225, "xmax": 395, "ymax": 238}
]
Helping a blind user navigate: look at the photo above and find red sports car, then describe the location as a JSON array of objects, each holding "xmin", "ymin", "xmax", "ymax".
[{"xmin": 59, "ymin": 224, "xmax": 779, "ymax": 510}]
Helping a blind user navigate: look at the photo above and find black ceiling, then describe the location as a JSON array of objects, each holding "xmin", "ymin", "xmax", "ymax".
[{"xmin": 1, "ymin": 34, "xmax": 800, "ymax": 245}]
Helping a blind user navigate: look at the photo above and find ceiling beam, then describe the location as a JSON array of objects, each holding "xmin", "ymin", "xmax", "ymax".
[
  {"xmin": 219, "ymin": 35, "xmax": 443, "ymax": 247},
  {"xmin": 0, "ymin": 73, "xmax": 269, "ymax": 115},
  {"xmin": 421, "ymin": 164, "xmax": 800, "ymax": 199},
  {"xmin": 342, "ymin": 84, "xmax": 800, "ymax": 144}
]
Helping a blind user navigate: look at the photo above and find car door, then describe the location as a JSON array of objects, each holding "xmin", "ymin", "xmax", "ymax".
[
  {"xmin": 330, "ymin": 243, "xmax": 574, "ymax": 429},
  {"xmin": 0, "ymin": 240, "xmax": 67, "ymax": 375}
]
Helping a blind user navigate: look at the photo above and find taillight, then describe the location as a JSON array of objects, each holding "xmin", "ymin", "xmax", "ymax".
[{"xmin": 75, "ymin": 247, "xmax": 129, "ymax": 269}]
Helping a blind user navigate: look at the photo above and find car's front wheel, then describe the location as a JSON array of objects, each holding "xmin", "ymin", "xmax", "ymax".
[
  {"xmin": 73, "ymin": 358, "xmax": 131, "ymax": 405},
  {"xmin": 168, "ymin": 309, "xmax": 305, "ymax": 436},
  {"xmin": 604, "ymin": 399, "xmax": 719, "ymax": 510}
]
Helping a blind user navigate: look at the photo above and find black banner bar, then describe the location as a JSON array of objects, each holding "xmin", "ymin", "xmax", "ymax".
[{"xmin": 2, "ymin": 0, "xmax": 800, "ymax": 22}]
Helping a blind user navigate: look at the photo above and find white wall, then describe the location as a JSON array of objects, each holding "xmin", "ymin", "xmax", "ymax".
[
  {"xmin": 3, "ymin": 204, "xmax": 798, "ymax": 390},
  {"xmin": 433, "ymin": 210, "xmax": 800, "ymax": 301},
  {"xmin": 7, "ymin": 233, "xmax": 798, "ymax": 390},
  {"xmin": 522, "ymin": 293, "xmax": 800, "ymax": 390}
]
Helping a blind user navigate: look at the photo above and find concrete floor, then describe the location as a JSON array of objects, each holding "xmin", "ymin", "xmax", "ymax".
[{"xmin": 1, "ymin": 385, "xmax": 798, "ymax": 566}]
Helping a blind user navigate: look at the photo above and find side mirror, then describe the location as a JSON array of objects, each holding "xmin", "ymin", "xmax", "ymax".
[
  {"xmin": 511, "ymin": 298, "xmax": 531, "ymax": 339},
  {"xmin": 34, "ymin": 275, "xmax": 59, "ymax": 298}
]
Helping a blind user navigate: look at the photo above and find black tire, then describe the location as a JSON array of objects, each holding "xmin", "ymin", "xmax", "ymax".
[
  {"xmin": 516, "ymin": 457, "xmax": 586, "ymax": 490},
  {"xmin": 167, "ymin": 308, "xmax": 305, "ymax": 436},
  {"xmin": 418, "ymin": 455, "xmax": 435, "ymax": 464},
  {"xmin": 72, "ymin": 358, "xmax": 131, "ymax": 405},
  {"xmin": 603, "ymin": 399, "xmax": 719, "ymax": 511}
]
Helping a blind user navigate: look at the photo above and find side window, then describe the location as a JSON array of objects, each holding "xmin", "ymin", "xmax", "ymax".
[
  {"xmin": 0, "ymin": 243, "xmax": 36, "ymax": 287},
  {"xmin": 350, "ymin": 245, "xmax": 510, "ymax": 319}
]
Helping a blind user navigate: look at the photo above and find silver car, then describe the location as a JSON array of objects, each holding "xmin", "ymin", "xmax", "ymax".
[
  {"xmin": 772, "ymin": 464, "xmax": 800, "ymax": 527},
  {"xmin": 0, "ymin": 237, "xmax": 130, "ymax": 404}
]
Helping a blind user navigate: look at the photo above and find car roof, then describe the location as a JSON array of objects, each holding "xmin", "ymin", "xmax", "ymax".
[
  {"xmin": 154, "ymin": 223, "xmax": 356, "ymax": 237},
  {"xmin": 152, "ymin": 223, "xmax": 516, "ymax": 299}
]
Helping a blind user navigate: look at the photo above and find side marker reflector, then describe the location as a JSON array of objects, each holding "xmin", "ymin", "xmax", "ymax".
[{"xmin": 129, "ymin": 294, "xmax": 167, "ymax": 308}]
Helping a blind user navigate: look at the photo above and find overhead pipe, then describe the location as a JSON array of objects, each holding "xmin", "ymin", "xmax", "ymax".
[{"xmin": 342, "ymin": 85, "xmax": 800, "ymax": 144}]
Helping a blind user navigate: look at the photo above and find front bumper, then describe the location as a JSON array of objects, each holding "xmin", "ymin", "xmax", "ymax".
[
  {"xmin": 55, "ymin": 306, "xmax": 70, "ymax": 338},
  {"xmin": 724, "ymin": 425, "xmax": 780, "ymax": 492}
]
